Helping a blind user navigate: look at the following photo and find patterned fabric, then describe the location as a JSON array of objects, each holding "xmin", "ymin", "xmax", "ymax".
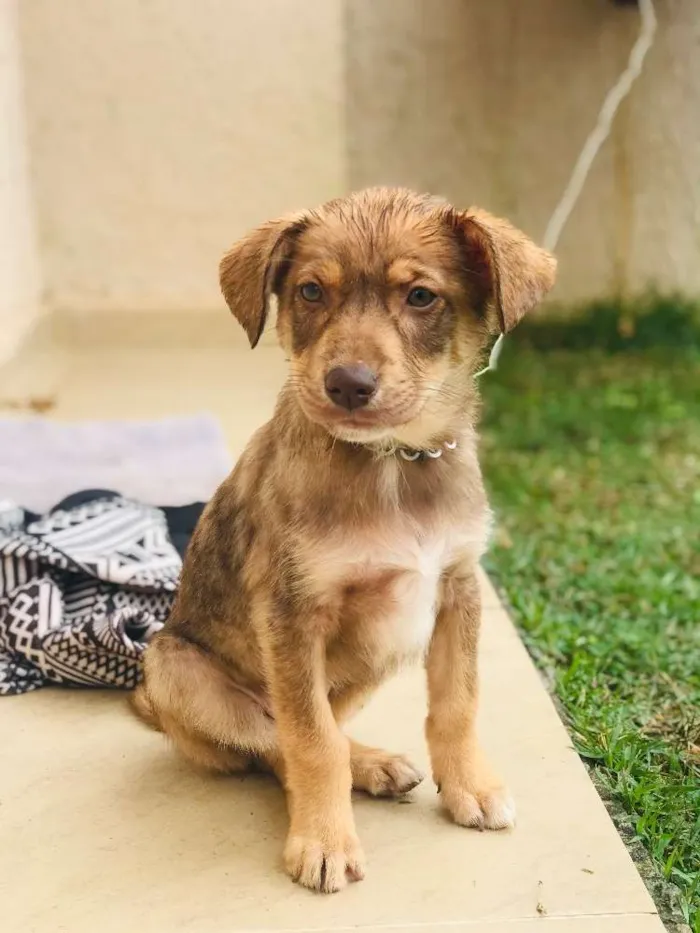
[{"xmin": 0, "ymin": 491, "xmax": 203, "ymax": 696}]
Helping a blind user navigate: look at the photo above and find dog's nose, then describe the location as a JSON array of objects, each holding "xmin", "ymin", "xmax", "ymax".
[{"xmin": 324, "ymin": 365, "xmax": 378, "ymax": 411}]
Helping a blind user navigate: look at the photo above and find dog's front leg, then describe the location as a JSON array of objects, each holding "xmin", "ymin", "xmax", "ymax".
[
  {"xmin": 264, "ymin": 615, "xmax": 365, "ymax": 893},
  {"xmin": 425, "ymin": 565, "xmax": 516, "ymax": 830}
]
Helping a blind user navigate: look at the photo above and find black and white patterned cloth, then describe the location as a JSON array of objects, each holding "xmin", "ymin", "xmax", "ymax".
[{"xmin": 0, "ymin": 490, "xmax": 204, "ymax": 696}]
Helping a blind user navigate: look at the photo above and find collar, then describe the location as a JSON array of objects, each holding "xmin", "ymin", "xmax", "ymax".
[
  {"xmin": 396, "ymin": 438, "xmax": 457, "ymax": 461},
  {"xmin": 349, "ymin": 437, "xmax": 458, "ymax": 462}
]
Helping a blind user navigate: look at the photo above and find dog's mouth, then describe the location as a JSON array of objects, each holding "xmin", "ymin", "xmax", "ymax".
[
  {"xmin": 324, "ymin": 417, "xmax": 400, "ymax": 444},
  {"xmin": 294, "ymin": 386, "xmax": 429, "ymax": 443},
  {"xmin": 312, "ymin": 403, "xmax": 413, "ymax": 438}
]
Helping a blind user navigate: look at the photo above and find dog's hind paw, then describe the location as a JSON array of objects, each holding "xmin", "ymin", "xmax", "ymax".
[{"xmin": 351, "ymin": 745, "xmax": 424, "ymax": 797}]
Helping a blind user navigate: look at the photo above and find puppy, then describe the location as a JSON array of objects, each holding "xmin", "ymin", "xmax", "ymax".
[{"xmin": 132, "ymin": 188, "xmax": 556, "ymax": 893}]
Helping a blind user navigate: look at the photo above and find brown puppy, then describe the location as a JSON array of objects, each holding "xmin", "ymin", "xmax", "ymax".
[{"xmin": 132, "ymin": 188, "xmax": 556, "ymax": 893}]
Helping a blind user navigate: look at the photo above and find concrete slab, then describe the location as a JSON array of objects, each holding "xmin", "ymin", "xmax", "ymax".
[{"xmin": 0, "ymin": 328, "xmax": 664, "ymax": 932}]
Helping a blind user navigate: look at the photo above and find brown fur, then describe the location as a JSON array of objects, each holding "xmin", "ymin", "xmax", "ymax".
[{"xmin": 133, "ymin": 188, "xmax": 556, "ymax": 893}]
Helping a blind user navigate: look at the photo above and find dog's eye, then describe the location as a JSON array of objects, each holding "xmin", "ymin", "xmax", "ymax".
[
  {"xmin": 299, "ymin": 282, "xmax": 323, "ymax": 303},
  {"xmin": 406, "ymin": 286, "xmax": 437, "ymax": 309}
]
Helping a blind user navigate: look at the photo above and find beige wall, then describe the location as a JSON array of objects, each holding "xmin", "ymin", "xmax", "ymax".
[
  {"xmin": 13, "ymin": 0, "xmax": 700, "ymax": 318},
  {"xmin": 347, "ymin": 0, "xmax": 700, "ymax": 305},
  {"xmin": 0, "ymin": 0, "xmax": 41, "ymax": 365},
  {"xmin": 18, "ymin": 0, "xmax": 345, "ymax": 314}
]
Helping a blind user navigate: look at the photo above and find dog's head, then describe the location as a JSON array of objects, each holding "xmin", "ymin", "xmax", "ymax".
[{"xmin": 220, "ymin": 188, "xmax": 556, "ymax": 447}]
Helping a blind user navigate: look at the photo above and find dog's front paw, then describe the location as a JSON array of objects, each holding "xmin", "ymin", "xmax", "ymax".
[
  {"xmin": 284, "ymin": 828, "xmax": 366, "ymax": 893},
  {"xmin": 351, "ymin": 746, "xmax": 424, "ymax": 797},
  {"xmin": 440, "ymin": 780, "xmax": 515, "ymax": 830}
]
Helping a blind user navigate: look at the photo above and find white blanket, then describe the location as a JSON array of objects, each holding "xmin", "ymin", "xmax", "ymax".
[{"xmin": 0, "ymin": 414, "xmax": 231, "ymax": 512}]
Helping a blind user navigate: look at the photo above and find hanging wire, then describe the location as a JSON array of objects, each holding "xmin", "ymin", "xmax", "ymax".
[{"xmin": 475, "ymin": 0, "xmax": 657, "ymax": 379}]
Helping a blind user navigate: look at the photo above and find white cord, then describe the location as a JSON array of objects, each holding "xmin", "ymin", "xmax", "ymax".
[{"xmin": 476, "ymin": 0, "xmax": 657, "ymax": 378}]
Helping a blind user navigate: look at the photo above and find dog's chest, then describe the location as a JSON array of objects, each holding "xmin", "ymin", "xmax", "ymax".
[{"xmin": 312, "ymin": 522, "xmax": 479, "ymax": 659}]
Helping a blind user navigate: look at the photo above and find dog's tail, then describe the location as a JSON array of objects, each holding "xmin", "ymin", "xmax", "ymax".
[{"xmin": 129, "ymin": 684, "xmax": 162, "ymax": 732}]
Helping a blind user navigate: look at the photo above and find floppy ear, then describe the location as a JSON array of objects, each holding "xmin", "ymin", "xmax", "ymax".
[
  {"xmin": 455, "ymin": 208, "xmax": 557, "ymax": 334},
  {"xmin": 219, "ymin": 213, "xmax": 307, "ymax": 348}
]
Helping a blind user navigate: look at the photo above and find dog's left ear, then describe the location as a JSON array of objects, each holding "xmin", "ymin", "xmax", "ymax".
[
  {"xmin": 219, "ymin": 212, "xmax": 308, "ymax": 348},
  {"xmin": 453, "ymin": 208, "xmax": 557, "ymax": 334}
]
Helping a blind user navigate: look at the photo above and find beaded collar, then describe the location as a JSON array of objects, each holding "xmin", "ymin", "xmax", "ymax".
[{"xmin": 395, "ymin": 439, "xmax": 457, "ymax": 462}]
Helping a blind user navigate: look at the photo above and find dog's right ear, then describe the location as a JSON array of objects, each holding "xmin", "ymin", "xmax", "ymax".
[{"xmin": 219, "ymin": 213, "xmax": 308, "ymax": 348}]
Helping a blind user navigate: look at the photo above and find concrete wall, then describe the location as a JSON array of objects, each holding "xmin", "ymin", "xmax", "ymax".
[
  {"xmin": 0, "ymin": 0, "xmax": 41, "ymax": 365},
  {"xmin": 347, "ymin": 0, "xmax": 700, "ymax": 305},
  {"xmin": 13, "ymin": 0, "xmax": 700, "ymax": 318},
  {"xmin": 18, "ymin": 0, "xmax": 345, "ymax": 314}
]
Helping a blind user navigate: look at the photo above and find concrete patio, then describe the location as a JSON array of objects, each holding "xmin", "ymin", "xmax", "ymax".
[{"xmin": 0, "ymin": 319, "xmax": 666, "ymax": 932}]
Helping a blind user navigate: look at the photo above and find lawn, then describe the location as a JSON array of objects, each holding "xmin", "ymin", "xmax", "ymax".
[{"xmin": 480, "ymin": 304, "xmax": 700, "ymax": 932}]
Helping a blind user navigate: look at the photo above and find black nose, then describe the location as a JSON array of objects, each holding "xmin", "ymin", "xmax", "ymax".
[{"xmin": 324, "ymin": 365, "xmax": 378, "ymax": 411}]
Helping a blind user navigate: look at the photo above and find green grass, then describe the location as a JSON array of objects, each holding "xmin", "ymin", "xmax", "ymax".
[{"xmin": 480, "ymin": 320, "xmax": 700, "ymax": 931}]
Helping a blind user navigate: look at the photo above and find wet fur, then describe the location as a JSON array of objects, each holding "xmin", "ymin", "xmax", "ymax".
[{"xmin": 133, "ymin": 188, "xmax": 556, "ymax": 893}]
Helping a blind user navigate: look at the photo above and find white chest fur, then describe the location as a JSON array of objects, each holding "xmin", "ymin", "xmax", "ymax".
[
  {"xmin": 386, "ymin": 538, "xmax": 445, "ymax": 656},
  {"xmin": 307, "ymin": 515, "xmax": 489, "ymax": 659}
]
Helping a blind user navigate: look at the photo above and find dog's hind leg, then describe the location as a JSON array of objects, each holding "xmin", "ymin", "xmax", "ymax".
[
  {"xmin": 130, "ymin": 683, "xmax": 162, "ymax": 730},
  {"xmin": 328, "ymin": 682, "xmax": 425, "ymax": 797},
  {"xmin": 139, "ymin": 636, "xmax": 422, "ymax": 792},
  {"xmin": 162, "ymin": 721, "xmax": 254, "ymax": 775},
  {"xmin": 139, "ymin": 632, "xmax": 275, "ymax": 775},
  {"xmin": 348, "ymin": 741, "xmax": 424, "ymax": 797}
]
